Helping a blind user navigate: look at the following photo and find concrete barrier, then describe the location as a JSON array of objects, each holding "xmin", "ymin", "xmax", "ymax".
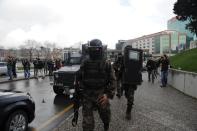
[{"xmin": 168, "ymin": 69, "xmax": 197, "ymax": 99}]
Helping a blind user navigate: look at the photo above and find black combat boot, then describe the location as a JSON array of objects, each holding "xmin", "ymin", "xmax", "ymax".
[
  {"xmin": 126, "ymin": 106, "xmax": 132, "ymax": 120},
  {"xmin": 104, "ymin": 123, "xmax": 109, "ymax": 131},
  {"xmin": 116, "ymin": 93, "xmax": 121, "ymax": 99}
]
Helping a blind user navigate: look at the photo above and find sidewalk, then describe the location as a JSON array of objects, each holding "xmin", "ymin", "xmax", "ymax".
[
  {"xmin": 0, "ymin": 71, "xmax": 34, "ymax": 84},
  {"xmin": 53, "ymin": 73, "xmax": 197, "ymax": 131}
]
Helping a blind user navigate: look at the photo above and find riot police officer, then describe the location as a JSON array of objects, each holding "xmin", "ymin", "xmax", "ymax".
[
  {"xmin": 120, "ymin": 46, "xmax": 143, "ymax": 120},
  {"xmin": 75, "ymin": 39, "xmax": 115, "ymax": 131}
]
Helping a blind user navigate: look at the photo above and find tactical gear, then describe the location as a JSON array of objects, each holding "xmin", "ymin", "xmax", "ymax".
[
  {"xmin": 126, "ymin": 105, "xmax": 132, "ymax": 120},
  {"xmin": 82, "ymin": 60, "xmax": 109, "ymax": 89},
  {"xmin": 74, "ymin": 40, "xmax": 115, "ymax": 131},
  {"xmin": 89, "ymin": 39, "xmax": 102, "ymax": 47},
  {"xmin": 122, "ymin": 46, "xmax": 143, "ymax": 85},
  {"xmin": 88, "ymin": 39, "xmax": 103, "ymax": 60},
  {"xmin": 104, "ymin": 123, "xmax": 109, "ymax": 131},
  {"xmin": 126, "ymin": 111, "xmax": 131, "ymax": 120}
]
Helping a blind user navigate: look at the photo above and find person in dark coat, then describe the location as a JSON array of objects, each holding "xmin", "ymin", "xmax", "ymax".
[
  {"xmin": 22, "ymin": 59, "xmax": 31, "ymax": 79},
  {"xmin": 159, "ymin": 54, "xmax": 170, "ymax": 87},
  {"xmin": 146, "ymin": 58, "xmax": 156, "ymax": 83},
  {"xmin": 113, "ymin": 53, "xmax": 123, "ymax": 98},
  {"xmin": 7, "ymin": 56, "xmax": 13, "ymax": 80},
  {"xmin": 33, "ymin": 58, "xmax": 38, "ymax": 78},
  {"xmin": 12, "ymin": 57, "xmax": 17, "ymax": 78}
]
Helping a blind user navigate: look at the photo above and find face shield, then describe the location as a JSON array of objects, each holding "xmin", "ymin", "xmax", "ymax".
[{"xmin": 88, "ymin": 46, "xmax": 103, "ymax": 60}]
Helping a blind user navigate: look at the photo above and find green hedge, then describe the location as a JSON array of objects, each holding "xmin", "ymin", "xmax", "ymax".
[{"xmin": 170, "ymin": 48, "xmax": 197, "ymax": 73}]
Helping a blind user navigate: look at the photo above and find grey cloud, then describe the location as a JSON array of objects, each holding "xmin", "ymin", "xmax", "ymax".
[{"xmin": 0, "ymin": 0, "xmax": 61, "ymax": 42}]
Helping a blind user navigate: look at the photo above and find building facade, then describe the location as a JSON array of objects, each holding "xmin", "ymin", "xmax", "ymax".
[
  {"xmin": 126, "ymin": 30, "xmax": 187, "ymax": 55},
  {"xmin": 167, "ymin": 17, "xmax": 194, "ymax": 38},
  {"xmin": 115, "ymin": 40, "xmax": 127, "ymax": 51},
  {"xmin": 190, "ymin": 40, "xmax": 197, "ymax": 49},
  {"xmin": 167, "ymin": 17, "xmax": 194, "ymax": 48}
]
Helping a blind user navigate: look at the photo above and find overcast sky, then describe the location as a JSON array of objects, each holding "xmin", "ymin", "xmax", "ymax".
[{"xmin": 0, "ymin": 0, "xmax": 177, "ymax": 49}]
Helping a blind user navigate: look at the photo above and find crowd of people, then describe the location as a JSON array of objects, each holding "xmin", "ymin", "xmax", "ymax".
[
  {"xmin": 5, "ymin": 56, "xmax": 63, "ymax": 80},
  {"xmin": 4, "ymin": 39, "xmax": 171, "ymax": 131},
  {"xmin": 145, "ymin": 54, "xmax": 170, "ymax": 87}
]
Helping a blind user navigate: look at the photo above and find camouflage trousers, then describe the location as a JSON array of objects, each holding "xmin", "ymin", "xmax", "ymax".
[
  {"xmin": 116, "ymin": 79, "xmax": 123, "ymax": 96},
  {"xmin": 123, "ymin": 84, "xmax": 137, "ymax": 107},
  {"xmin": 82, "ymin": 95, "xmax": 111, "ymax": 131}
]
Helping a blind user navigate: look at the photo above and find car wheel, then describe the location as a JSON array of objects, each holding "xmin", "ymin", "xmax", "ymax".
[
  {"xmin": 53, "ymin": 86, "xmax": 64, "ymax": 95},
  {"xmin": 5, "ymin": 110, "xmax": 28, "ymax": 131}
]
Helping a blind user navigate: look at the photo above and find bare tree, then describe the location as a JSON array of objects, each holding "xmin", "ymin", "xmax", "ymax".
[{"xmin": 19, "ymin": 39, "xmax": 40, "ymax": 61}]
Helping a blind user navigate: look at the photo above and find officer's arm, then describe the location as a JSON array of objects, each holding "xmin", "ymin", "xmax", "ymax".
[{"xmin": 76, "ymin": 62, "xmax": 84, "ymax": 83}]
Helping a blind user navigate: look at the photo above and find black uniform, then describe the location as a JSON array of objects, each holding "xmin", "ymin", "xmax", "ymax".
[
  {"xmin": 146, "ymin": 59, "xmax": 156, "ymax": 82},
  {"xmin": 120, "ymin": 46, "xmax": 143, "ymax": 120}
]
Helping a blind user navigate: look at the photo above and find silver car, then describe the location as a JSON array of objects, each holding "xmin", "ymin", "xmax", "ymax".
[{"xmin": 0, "ymin": 62, "xmax": 7, "ymax": 75}]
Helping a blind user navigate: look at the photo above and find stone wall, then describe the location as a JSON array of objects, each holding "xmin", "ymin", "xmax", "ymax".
[{"xmin": 168, "ymin": 69, "xmax": 197, "ymax": 98}]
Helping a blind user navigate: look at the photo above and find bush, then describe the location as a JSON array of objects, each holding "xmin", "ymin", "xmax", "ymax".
[{"xmin": 170, "ymin": 48, "xmax": 197, "ymax": 73}]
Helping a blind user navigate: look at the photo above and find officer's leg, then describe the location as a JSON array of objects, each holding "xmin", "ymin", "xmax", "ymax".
[
  {"xmin": 116, "ymin": 79, "xmax": 121, "ymax": 98},
  {"xmin": 161, "ymin": 71, "xmax": 165, "ymax": 87},
  {"xmin": 98, "ymin": 102, "xmax": 111, "ymax": 131},
  {"xmin": 148, "ymin": 71, "xmax": 151, "ymax": 82},
  {"xmin": 164, "ymin": 71, "xmax": 168, "ymax": 87},
  {"xmin": 124, "ymin": 85, "xmax": 136, "ymax": 120},
  {"xmin": 82, "ymin": 99, "xmax": 94, "ymax": 131}
]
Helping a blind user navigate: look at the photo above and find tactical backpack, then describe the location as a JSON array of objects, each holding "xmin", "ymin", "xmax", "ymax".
[{"xmin": 82, "ymin": 59, "xmax": 110, "ymax": 89}]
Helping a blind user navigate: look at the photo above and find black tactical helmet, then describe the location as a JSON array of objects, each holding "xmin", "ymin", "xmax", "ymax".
[
  {"xmin": 89, "ymin": 39, "xmax": 102, "ymax": 47},
  {"xmin": 88, "ymin": 39, "xmax": 103, "ymax": 60}
]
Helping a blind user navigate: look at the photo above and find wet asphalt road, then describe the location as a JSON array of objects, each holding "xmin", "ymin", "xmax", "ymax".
[{"xmin": 0, "ymin": 76, "xmax": 74, "ymax": 131}]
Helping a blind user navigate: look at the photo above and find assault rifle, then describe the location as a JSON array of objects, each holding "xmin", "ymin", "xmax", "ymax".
[{"xmin": 72, "ymin": 81, "xmax": 82, "ymax": 127}]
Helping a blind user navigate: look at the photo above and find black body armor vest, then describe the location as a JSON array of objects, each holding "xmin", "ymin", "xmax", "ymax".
[{"xmin": 82, "ymin": 59, "xmax": 109, "ymax": 89}]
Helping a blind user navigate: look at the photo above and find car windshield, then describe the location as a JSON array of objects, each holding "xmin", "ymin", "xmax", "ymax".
[{"xmin": 69, "ymin": 57, "xmax": 81, "ymax": 65}]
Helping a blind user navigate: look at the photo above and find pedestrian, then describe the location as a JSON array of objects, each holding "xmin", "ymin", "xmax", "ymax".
[
  {"xmin": 113, "ymin": 53, "xmax": 123, "ymax": 98},
  {"xmin": 160, "ymin": 54, "xmax": 170, "ymax": 87},
  {"xmin": 6, "ymin": 56, "xmax": 13, "ymax": 80},
  {"xmin": 22, "ymin": 59, "xmax": 30, "ymax": 79},
  {"xmin": 55, "ymin": 58, "xmax": 61, "ymax": 70},
  {"xmin": 33, "ymin": 58, "xmax": 38, "ymax": 78},
  {"xmin": 37, "ymin": 58, "xmax": 44, "ymax": 78},
  {"xmin": 12, "ymin": 57, "xmax": 17, "ymax": 78},
  {"xmin": 75, "ymin": 39, "xmax": 115, "ymax": 131},
  {"xmin": 24, "ymin": 59, "xmax": 31, "ymax": 79},
  {"xmin": 44, "ymin": 59, "xmax": 48, "ymax": 75},
  {"xmin": 47, "ymin": 59, "xmax": 54, "ymax": 76},
  {"xmin": 146, "ymin": 57, "xmax": 156, "ymax": 83}
]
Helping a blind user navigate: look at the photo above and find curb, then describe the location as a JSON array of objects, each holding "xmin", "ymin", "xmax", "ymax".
[
  {"xmin": 0, "ymin": 76, "xmax": 36, "ymax": 84},
  {"xmin": 0, "ymin": 74, "xmax": 52, "ymax": 84}
]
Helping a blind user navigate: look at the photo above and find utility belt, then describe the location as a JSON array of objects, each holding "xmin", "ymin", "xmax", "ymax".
[
  {"xmin": 82, "ymin": 83, "xmax": 107, "ymax": 90},
  {"xmin": 82, "ymin": 79, "xmax": 108, "ymax": 90}
]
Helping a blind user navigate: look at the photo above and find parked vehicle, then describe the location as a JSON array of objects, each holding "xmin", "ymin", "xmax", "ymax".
[
  {"xmin": 52, "ymin": 52, "xmax": 82, "ymax": 96},
  {"xmin": 0, "ymin": 89, "xmax": 35, "ymax": 131},
  {"xmin": 0, "ymin": 62, "xmax": 7, "ymax": 75}
]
